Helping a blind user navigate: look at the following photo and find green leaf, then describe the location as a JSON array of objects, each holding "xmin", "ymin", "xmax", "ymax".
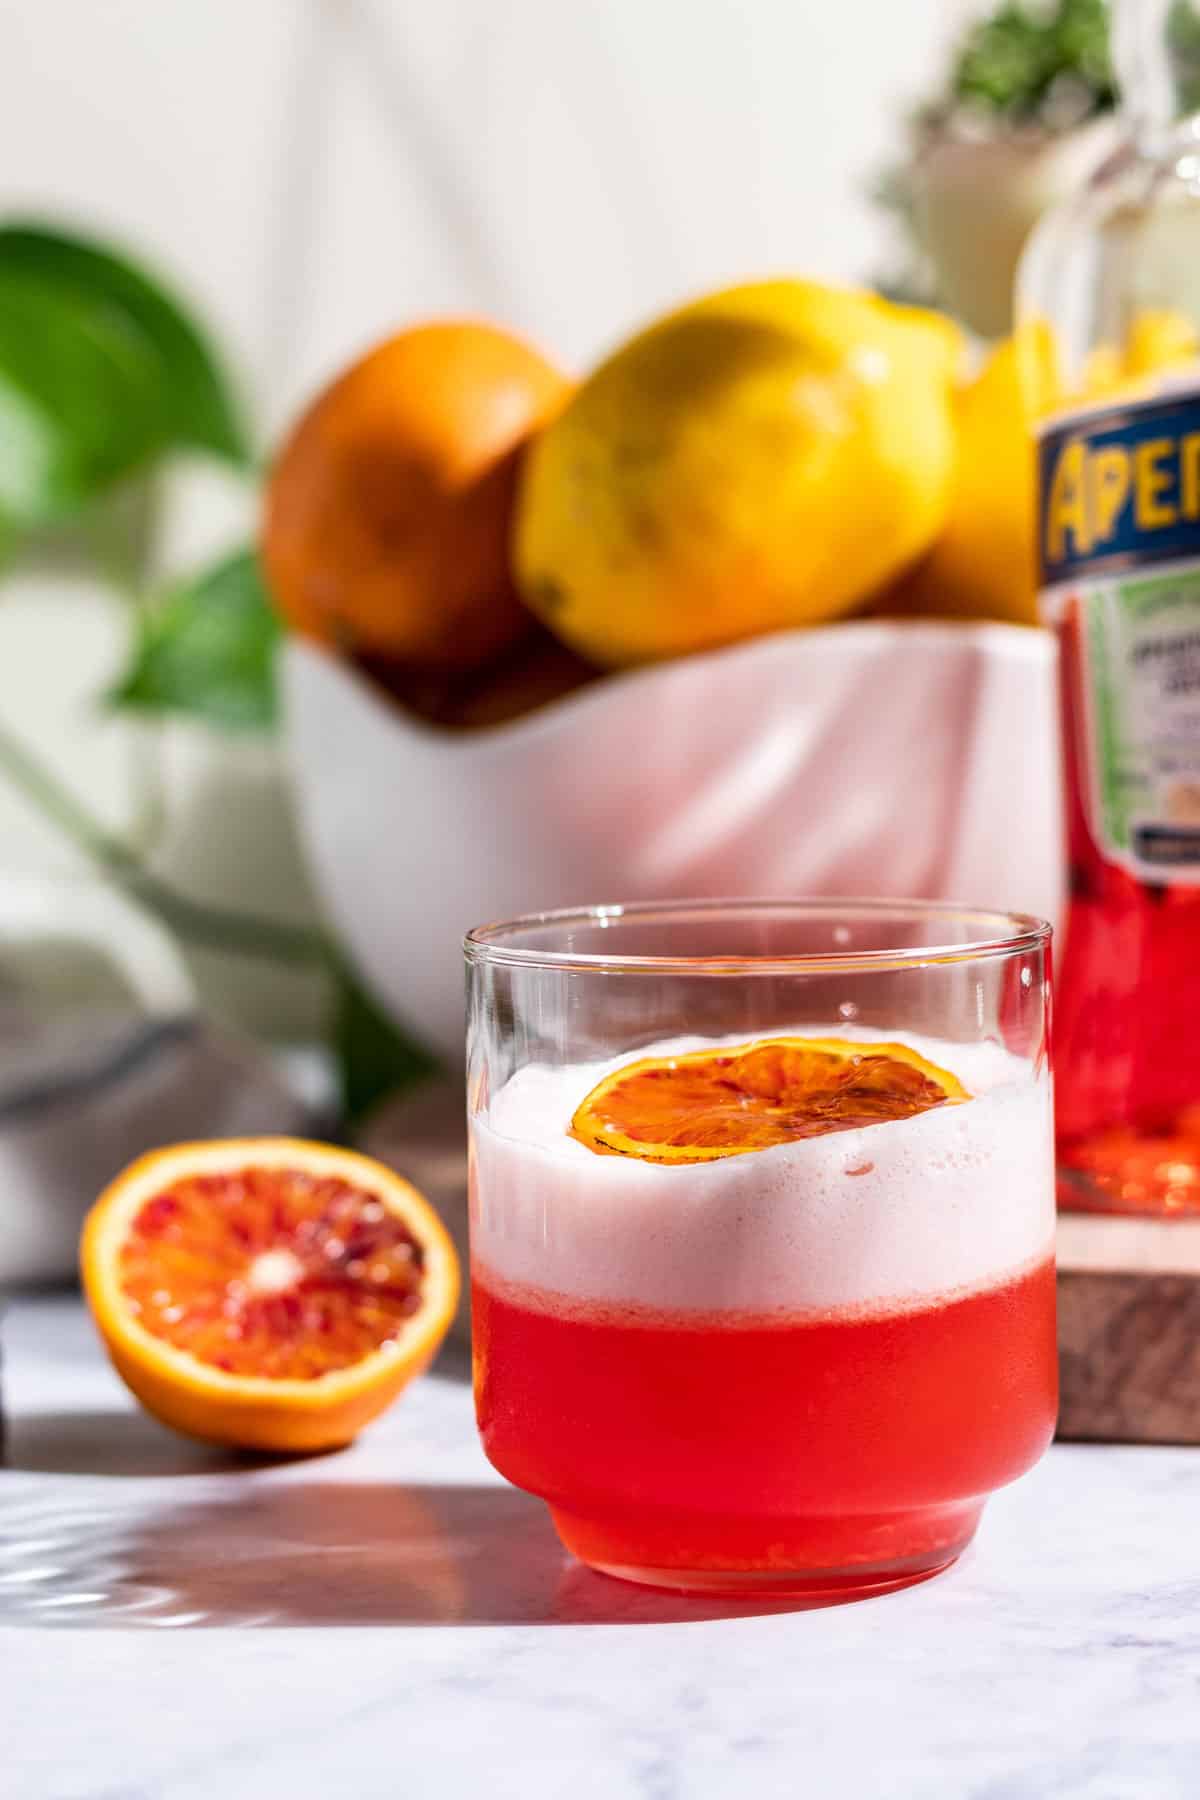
[
  {"xmin": 0, "ymin": 270, "xmax": 165, "ymax": 525},
  {"xmin": 109, "ymin": 548, "xmax": 282, "ymax": 730},
  {"xmin": 0, "ymin": 223, "xmax": 249, "ymax": 469},
  {"xmin": 949, "ymin": 0, "xmax": 1114, "ymax": 124},
  {"xmin": 333, "ymin": 962, "xmax": 440, "ymax": 1125},
  {"xmin": 1169, "ymin": 0, "xmax": 1200, "ymax": 116}
]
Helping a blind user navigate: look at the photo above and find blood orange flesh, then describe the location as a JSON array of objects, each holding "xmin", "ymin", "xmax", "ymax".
[{"xmin": 119, "ymin": 1165, "xmax": 427, "ymax": 1380}]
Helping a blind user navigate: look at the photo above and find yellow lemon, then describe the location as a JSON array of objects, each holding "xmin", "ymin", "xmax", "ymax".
[
  {"xmin": 513, "ymin": 280, "xmax": 962, "ymax": 668},
  {"xmin": 883, "ymin": 310, "xmax": 1200, "ymax": 630},
  {"xmin": 1081, "ymin": 307, "xmax": 1199, "ymax": 400},
  {"xmin": 885, "ymin": 336, "xmax": 1039, "ymax": 628}
]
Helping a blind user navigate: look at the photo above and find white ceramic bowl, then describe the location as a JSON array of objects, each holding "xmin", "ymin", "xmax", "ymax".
[{"xmin": 283, "ymin": 622, "xmax": 1063, "ymax": 1063}]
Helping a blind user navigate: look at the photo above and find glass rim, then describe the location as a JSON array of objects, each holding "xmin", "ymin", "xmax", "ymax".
[{"xmin": 463, "ymin": 898, "xmax": 1051, "ymax": 976}]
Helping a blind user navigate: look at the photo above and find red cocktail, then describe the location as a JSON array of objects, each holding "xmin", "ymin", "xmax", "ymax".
[{"xmin": 466, "ymin": 902, "xmax": 1056, "ymax": 1600}]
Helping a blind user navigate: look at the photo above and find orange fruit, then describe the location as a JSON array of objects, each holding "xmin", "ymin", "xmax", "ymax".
[
  {"xmin": 570, "ymin": 1037, "xmax": 968, "ymax": 1164},
  {"xmin": 81, "ymin": 1138, "xmax": 459, "ymax": 1452},
  {"xmin": 262, "ymin": 320, "xmax": 570, "ymax": 671}
]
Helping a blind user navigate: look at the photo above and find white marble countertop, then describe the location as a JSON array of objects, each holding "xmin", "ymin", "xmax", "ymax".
[{"xmin": 3, "ymin": 1296, "xmax": 1199, "ymax": 1800}]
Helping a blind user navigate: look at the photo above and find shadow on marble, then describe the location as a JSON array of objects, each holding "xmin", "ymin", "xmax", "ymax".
[
  {"xmin": 2, "ymin": 1408, "xmax": 317, "ymax": 1478},
  {"xmin": 3, "ymin": 1334, "xmax": 467, "ymax": 1478},
  {"xmin": 0, "ymin": 1478, "xmax": 813, "ymax": 1629}
]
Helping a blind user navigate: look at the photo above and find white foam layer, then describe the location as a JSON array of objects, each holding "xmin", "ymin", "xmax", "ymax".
[{"xmin": 470, "ymin": 1027, "xmax": 1055, "ymax": 1316}]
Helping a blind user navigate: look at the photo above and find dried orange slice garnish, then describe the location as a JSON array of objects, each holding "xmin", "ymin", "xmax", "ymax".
[
  {"xmin": 81, "ymin": 1138, "xmax": 459, "ymax": 1452},
  {"xmin": 570, "ymin": 1037, "xmax": 968, "ymax": 1163}
]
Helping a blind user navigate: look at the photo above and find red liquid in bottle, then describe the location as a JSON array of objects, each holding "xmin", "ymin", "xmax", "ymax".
[{"xmin": 1055, "ymin": 597, "xmax": 1200, "ymax": 1213}]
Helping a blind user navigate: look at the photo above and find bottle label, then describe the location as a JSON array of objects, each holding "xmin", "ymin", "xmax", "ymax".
[{"xmin": 1039, "ymin": 387, "xmax": 1200, "ymax": 883}]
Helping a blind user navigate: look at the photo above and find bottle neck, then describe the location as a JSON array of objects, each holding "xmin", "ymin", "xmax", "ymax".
[{"xmin": 1114, "ymin": 0, "xmax": 1200, "ymax": 142}]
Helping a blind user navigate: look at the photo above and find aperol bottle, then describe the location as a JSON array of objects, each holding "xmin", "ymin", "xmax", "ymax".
[{"xmin": 1019, "ymin": 0, "xmax": 1200, "ymax": 1214}]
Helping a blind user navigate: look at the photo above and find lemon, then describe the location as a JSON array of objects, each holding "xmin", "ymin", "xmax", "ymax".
[
  {"xmin": 887, "ymin": 336, "xmax": 1038, "ymax": 628},
  {"xmin": 887, "ymin": 309, "xmax": 1200, "ymax": 630},
  {"xmin": 513, "ymin": 280, "xmax": 962, "ymax": 668},
  {"xmin": 1080, "ymin": 307, "xmax": 1199, "ymax": 400}
]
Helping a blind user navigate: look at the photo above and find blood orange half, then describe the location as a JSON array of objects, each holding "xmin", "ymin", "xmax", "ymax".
[
  {"xmin": 570, "ymin": 1036, "xmax": 968, "ymax": 1164},
  {"xmin": 81, "ymin": 1138, "xmax": 459, "ymax": 1451}
]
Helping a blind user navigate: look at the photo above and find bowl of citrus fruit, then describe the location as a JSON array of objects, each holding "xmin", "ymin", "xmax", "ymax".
[{"xmin": 265, "ymin": 281, "xmax": 1062, "ymax": 1060}]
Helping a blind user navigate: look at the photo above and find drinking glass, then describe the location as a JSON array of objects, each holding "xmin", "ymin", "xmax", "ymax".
[{"xmin": 465, "ymin": 900, "xmax": 1056, "ymax": 1600}]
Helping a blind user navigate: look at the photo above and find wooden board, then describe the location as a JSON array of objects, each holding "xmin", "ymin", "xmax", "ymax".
[{"xmin": 1057, "ymin": 1214, "xmax": 1200, "ymax": 1444}]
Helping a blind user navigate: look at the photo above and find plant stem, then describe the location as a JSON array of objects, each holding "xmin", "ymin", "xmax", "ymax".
[
  {"xmin": 126, "ymin": 869, "xmax": 330, "ymax": 965},
  {"xmin": 0, "ymin": 716, "xmax": 330, "ymax": 967},
  {"xmin": 102, "ymin": 475, "xmax": 169, "ymax": 856}
]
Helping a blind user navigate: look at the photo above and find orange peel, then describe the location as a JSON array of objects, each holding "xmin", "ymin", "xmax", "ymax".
[{"xmin": 570, "ymin": 1036, "xmax": 968, "ymax": 1164}]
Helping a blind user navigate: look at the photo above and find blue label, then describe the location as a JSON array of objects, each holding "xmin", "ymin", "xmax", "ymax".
[
  {"xmin": 1038, "ymin": 389, "xmax": 1200, "ymax": 587},
  {"xmin": 1131, "ymin": 823, "xmax": 1200, "ymax": 868}
]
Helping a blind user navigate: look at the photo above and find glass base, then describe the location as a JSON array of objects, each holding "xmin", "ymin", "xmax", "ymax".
[
  {"xmin": 583, "ymin": 1554, "xmax": 965, "ymax": 1602},
  {"xmin": 1058, "ymin": 1132, "xmax": 1200, "ymax": 1216},
  {"xmin": 549, "ymin": 1498, "xmax": 984, "ymax": 1603}
]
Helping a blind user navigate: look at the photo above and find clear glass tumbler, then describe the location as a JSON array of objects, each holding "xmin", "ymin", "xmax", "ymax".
[{"xmin": 465, "ymin": 900, "xmax": 1056, "ymax": 1600}]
